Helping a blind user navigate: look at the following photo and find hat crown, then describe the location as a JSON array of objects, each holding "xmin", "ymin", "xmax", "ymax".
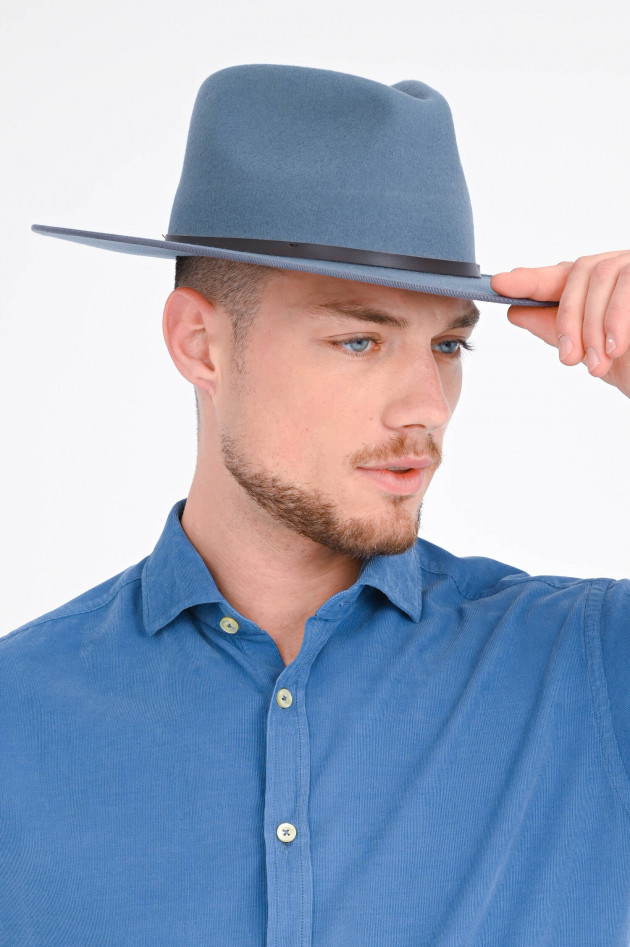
[{"xmin": 168, "ymin": 64, "xmax": 476, "ymax": 264}]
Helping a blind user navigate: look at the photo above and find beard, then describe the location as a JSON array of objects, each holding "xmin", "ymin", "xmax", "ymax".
[{"xmin": 219, "ymin": 427, "xmax": 424, "ymax": 560}]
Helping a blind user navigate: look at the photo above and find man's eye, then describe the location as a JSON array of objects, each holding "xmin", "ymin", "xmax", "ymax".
[
  {"xmin": 334, "ymin": 336, "xmax": 379, "ymax": 356},
  {"xmin": 331, "ymin": 337, "xmax": 476, "ymax": 359}
]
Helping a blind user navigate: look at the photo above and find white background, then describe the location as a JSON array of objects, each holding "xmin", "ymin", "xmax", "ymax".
[{"xmin": 1, "ymin": 0, "xmax": 629, "ymax": 635}]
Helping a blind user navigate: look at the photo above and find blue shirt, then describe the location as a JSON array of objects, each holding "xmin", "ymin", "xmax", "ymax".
[{"xmin": 2, "ymin": 497, "xmax": 629, "ymax": 946}]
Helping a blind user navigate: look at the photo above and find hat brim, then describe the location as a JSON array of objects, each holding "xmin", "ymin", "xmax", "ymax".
[{"xmin": 31, "ymin": 225, "xmax": 557, "ymax": 308}]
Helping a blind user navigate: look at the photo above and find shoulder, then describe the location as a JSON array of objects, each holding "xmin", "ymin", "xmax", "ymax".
[
  {"xmin": 415, "ymin": 536, "xmax": 597, "ymax": 602},
  {"xmin": 416, "ymin": 537, "xmax": 630, "ymax": 805},
  {"xmin": 0, "ymin": 558, "xmax": 148, "ymax": 668}
]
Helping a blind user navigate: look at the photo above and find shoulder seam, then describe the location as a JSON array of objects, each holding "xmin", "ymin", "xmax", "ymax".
[
  {"xmin": 0, "ymin": 574, "xmax": 143, "ymax": 645},
  {"xmin": 419, "ymin": 564, "xmax": 568, "ymax": 603}
]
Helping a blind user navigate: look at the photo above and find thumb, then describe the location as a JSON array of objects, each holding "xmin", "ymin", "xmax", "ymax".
[{"xmin": 490, "ymin": 261, "xmax": 574, "ymax": 301}]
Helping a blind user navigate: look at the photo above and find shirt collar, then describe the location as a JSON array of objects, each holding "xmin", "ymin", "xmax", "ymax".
[{"xmin": 142, "ymin": 498, "xmax": 423, "ymax": 635}]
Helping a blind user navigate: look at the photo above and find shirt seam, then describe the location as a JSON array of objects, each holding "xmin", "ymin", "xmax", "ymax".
[
  {"xmin": 419, "ymin": 564, "xmax": 572, "ymax": 602},
  {"xmin": 0, "ymin": 574, "xmax": 142, "ymax": 645},
  {"xmin": 583, "ymin": 577, "xmax": 630, "ymax": 826},
  {"xmin": 422, "ymin": 564, "xmax": 630, "ymax": 824}
]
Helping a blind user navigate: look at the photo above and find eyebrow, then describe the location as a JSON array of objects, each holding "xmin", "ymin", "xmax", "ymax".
[{"xmin": 307, "ymin": 300, "xmax": 481, "ymax": 331}]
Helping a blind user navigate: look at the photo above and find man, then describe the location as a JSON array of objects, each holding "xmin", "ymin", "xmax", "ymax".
[{"xmin": 2, "ymin": 64, "xmax": 629, "ymax": 945}]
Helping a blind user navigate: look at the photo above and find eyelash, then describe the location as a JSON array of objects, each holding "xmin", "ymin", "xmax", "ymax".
[{"xmin": 332, "ymin": 336, "xmax": 476, "ymax": 359}]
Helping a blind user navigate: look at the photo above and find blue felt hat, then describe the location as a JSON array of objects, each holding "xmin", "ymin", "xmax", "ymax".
[{"xmin": 32, "ymin": 64, "xmax": 555, "ymax": 308}]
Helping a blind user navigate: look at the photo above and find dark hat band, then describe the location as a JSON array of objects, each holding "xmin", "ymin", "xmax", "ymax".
[{"xmin": 164, "ymin": 234, "xmax": 482, "ymax": 278}]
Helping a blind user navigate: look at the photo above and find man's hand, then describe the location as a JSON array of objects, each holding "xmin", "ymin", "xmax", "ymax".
[{"xmin": 490, "ymin": 251, "xmax": 630, "ymax": 400}]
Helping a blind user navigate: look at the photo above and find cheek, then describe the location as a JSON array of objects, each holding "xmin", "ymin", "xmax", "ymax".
[
  {"xmin": 275, "ymin": 374, "xmax": 359, "ymax": 469},
  {"xmin": 255, "ymin": 343, "xmax": 338, "ymax": 418},
  {"xmin": 230, "ymin": 357, "xmax": 333, "ymax": 457},
  {"xmin": 446, "ymin": 370, "xmax": 463, "ymax": 410}
]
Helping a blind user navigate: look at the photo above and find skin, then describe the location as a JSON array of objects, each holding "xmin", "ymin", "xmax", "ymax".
[
  {"xmin": 491, "ymin": 251, "xmax": 630, "ymax": 399},
  {"xmin": 162, "ymin": 249, "xmax": 630, "ymax": 666},
  {"xmin": 162, "ymin": 269, "xmax": 476, "ymax": 666}
]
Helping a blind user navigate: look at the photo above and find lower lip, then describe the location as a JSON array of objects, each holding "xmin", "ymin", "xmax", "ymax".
[{"xmin": 357, "ymin": 467, "xmax": 427, "ymax": 495}]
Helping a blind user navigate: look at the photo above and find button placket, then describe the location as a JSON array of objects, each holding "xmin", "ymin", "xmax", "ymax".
[
  {"xmin": 265, "ymin": 670, "xmax": 313, "ymax": 945},
  {"xmin": 264, "ymin": 616, "xmax": 337, "ymax": 946}
]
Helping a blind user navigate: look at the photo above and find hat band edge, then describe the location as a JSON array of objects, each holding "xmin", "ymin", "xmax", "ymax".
[{"xmin": 164, "ymin": 234, "xmax": 481, "ymax": 278}]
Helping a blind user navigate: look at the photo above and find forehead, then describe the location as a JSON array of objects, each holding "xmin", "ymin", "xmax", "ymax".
[{"xmin": 267, "ymin": 269, "xmax": 480, "ymax": 330}]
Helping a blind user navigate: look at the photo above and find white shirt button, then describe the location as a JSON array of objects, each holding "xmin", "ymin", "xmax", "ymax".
[
  {"xmin": 276, "ymin": 688, "xmax": 293, "ymax": 708},
  {"xmin": 276, "ymin": 822, "xmax": 297, "ymax": 843},
  {"xmin": 219, "ymin": 616, "xmax": 239, "ymax": 634}
]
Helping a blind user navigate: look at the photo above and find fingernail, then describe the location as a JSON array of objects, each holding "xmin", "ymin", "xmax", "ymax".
[
  {"xmin": 606, "ymin": 335, "xmax": 616, "ymax": 354},
  {"xmin": 558, "ymin": 335, "xmax": 573, "ymax": 361},
  {"xmin": 585, "ymin": 347, "xmax": 600, "ymax": 371}
]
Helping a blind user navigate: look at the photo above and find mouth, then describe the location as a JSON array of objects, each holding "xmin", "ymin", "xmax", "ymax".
[{"xmin": 356, "ymin": 466, "xmax": 427, "ymax": 495}]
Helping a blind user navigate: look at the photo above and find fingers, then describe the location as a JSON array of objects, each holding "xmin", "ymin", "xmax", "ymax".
[
  {"xmin": 493, "ymin": 252, "xmax": 630, "ymax": 391},
  {"xmin": 505, "ymin": 305, "xmax": 559, "ymax": 347},
  {"xmin": 490, "ymin": 261, "xmax": 573, "ymax": 301},
  {"xmin": 556, "ymin": 253, "xmax": 630, "ymax": 375}
]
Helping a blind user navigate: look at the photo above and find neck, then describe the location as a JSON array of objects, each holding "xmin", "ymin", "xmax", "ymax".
[{"xmin": 180, "ymin": 466, "xmax": 362, "ymax": 662}]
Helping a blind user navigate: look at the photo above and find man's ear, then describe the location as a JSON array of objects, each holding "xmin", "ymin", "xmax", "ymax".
[{"xmin": 162, "ymin": 287, "xmax": 224, "ymax": 395}]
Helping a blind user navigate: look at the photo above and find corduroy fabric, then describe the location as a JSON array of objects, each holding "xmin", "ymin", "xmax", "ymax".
[{"xmin": 1, "ymin": 497, "xmax": 629, "ymax": 945}]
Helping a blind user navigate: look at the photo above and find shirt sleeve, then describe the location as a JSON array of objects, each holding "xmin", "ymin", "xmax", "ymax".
[{"xmin": 596, "ymin": 577, "xmax": 630, "ymax": 808}]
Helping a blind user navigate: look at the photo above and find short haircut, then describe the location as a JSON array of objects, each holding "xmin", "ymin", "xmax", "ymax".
[{"xmin": 174, "ymin": 255, "xmax": 278, "ymax": 432}]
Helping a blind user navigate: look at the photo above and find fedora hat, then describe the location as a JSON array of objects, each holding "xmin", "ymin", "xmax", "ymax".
[{"xmin": 32, "ymin": 63, "xmax": 555, "ymax": 308}]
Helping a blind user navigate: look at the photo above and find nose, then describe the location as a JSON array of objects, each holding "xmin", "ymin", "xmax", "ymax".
[{"xmin": 380, "ymin": 350, "xmax": 459, "ymax": 433}]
